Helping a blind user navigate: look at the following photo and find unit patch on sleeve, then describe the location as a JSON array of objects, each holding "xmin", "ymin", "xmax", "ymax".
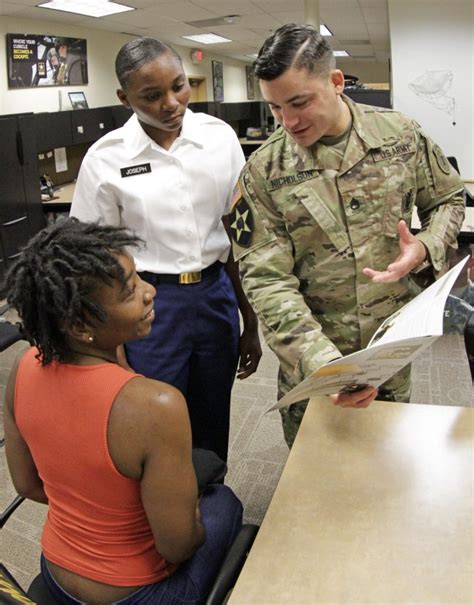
[
  {"xmin": 229, "ymin": 198, "xmax": 254, "ymax": 248},
  {"xmin": 432, "ymin": 144, "xmax": 452, "ymax": 175}
]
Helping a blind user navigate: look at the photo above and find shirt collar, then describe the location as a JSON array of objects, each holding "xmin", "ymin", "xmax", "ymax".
[
  {"xmin": 343, "ymin": 94, "xmax": 392, "ymax": 149},
  {"xmin": 122, "ymin": 109, "xmax": 204, "ymax": 158},
  {"xmin": 178, "ymin": 109, "xmax": 206, "ymax": 148}
]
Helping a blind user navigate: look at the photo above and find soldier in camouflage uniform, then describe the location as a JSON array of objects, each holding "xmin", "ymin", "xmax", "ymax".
[{"xmin": 229, "ymin": 24, "xmax": 465, "ymax": 447}]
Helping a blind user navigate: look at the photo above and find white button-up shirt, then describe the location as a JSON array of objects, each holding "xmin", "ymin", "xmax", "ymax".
[{"xmin": 70, "ymin": 110, "xmax": 245, "ymax": 273}]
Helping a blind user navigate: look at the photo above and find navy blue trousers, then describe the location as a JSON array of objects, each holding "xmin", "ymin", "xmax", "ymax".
[{"xmin": 125, "ymin": 264, "xmax": 240, "ymax": 462}]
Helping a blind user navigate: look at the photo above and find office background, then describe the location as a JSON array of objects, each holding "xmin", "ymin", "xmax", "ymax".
[
  {"xmin": 0, "ymin": 0, "xmax": 473, "ymax": 595},
  {"xmin": 0, "ymin": 0, "xmax": 472, "ymax": 177}
]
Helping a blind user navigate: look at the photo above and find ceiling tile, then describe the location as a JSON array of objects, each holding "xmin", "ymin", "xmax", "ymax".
[
  {"xmin": 0, "ymin": 0, "xmax": 392, "ymax": 66},
  {"xmin": 192, "ymin": 0, "xmax": 265, "ymax": 16},
  {"xmin": 253, "ymin": 0, "xmax": 304, "ymax": 12}
]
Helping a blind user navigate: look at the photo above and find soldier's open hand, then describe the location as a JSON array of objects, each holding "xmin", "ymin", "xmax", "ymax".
[{"xmin": 362, "ymin": 220, "xmax": 427, "ymax": 283}]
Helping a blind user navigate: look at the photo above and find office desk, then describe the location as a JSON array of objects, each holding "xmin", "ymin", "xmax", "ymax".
[
  {"xmin": 412, "ymin": 206, "xmax": 474, "ymax": 243},
  {"xmin": 42, "ymin": 181, "xmax": 75, "ymax": 213},
  {"xmin": 229, "ymin": 399, "xmax": 473, "ymax": 604},
  {"xmin": 238, "ymin": 138, "xmax": 267, "ymax": 158}
]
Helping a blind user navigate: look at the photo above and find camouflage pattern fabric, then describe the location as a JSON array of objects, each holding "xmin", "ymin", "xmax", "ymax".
[{"xmin": 230, "ymin": 95, "xmax": 465, "ymax": 447}]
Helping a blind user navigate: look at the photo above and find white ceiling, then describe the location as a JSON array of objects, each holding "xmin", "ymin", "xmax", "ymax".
[{"xmin": 0, "ymin": 0, "xmax": 390, "ymax": 64}]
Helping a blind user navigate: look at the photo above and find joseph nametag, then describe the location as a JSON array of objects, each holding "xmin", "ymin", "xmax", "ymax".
[{"xmin": 120, "ymin": 163, "xmax": 152, "ymax": 178}]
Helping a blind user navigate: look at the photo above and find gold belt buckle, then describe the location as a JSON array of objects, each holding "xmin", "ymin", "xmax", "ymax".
[{"xmin": 179, "ymin": 271, "xmax": 201, "ymax": 284}]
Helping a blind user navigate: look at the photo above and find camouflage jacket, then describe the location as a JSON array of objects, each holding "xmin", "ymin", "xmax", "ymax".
[{"xmin": 230, "ymin": 96, "xmax": 465, "ymax": 390}]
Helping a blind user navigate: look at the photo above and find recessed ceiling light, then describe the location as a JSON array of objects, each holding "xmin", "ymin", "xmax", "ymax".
[
  {"xmin": 320, "ymin": 24, "xmax": 333, "ymax": 36},
  {"xmin": 182, "ymin": 33, "xmax": 232, "ymax": 44},
  {"xmin": 37, "ymin": 0, "xmax": 134, "ymax": 18},
  {"xmin": 333, "ymin": 50, "xmax": 350, "ymax": 57}
]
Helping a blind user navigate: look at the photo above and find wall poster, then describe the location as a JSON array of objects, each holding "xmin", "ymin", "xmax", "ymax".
[
  {"xmin": 6, "ymin": 33, "xmax": 88, "ymax": 88},
  {"xmin": 245, "ymin": 65, "xmax": 255, "ymax": 100},
  {"xmin": 212, "ymin": 60, "xmax": 224, "ymax": 102}
]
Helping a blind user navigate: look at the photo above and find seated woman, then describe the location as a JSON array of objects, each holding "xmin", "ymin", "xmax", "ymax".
[{"xmin": 3, "ymin": 218, "xmax": 243, "ymax": 605}]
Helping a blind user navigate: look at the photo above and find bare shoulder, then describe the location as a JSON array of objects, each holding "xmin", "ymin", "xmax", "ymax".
[
  {"xmin": 108, "ymin": 376, "xmax": 191, "ymax": 479},
  {"xmin": 117, "ymin": 376, "xmax": 187, "ymax": 419},
  {"xmin": 6, "ymin": 348, "xmax": 34, "ymax": 416}
]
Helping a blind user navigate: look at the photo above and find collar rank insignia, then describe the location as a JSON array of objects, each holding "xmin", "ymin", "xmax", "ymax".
[{"xmin": 230, "ymin": 198, "xmax": 254, "ymax": 248}]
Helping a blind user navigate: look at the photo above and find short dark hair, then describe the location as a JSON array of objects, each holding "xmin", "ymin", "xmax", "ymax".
[
  {"xmin": 4, "ymin": 218, "xmax": 141, "ymax": 365},
  {"xmin": 115, "ymin": 37, "xmax": 182, "ymax": 89},
  {"xmin": 254, "ymin": 23, "xmax": 336, "ymax": 81}
]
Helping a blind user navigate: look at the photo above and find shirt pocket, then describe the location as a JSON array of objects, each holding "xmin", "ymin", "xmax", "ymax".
[
  {"xmin": 381, "ymin": 157, "xmax": 416, "ymax": 237},
  {"xmin": 339, "ymin": 154, "xmax": 416, "ymax": 240},
  {"xmin": 282, "ymin": 179, "xmax": 351, "ymax": 254}
]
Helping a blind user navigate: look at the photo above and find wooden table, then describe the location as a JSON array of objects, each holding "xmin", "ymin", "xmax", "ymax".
[
  {"xmin": 229, "ymin": 398, "xmax": 474, "ymax": 604},
  {"xmin": 42, "ymin": 181, "xmax": 75, "ymax": 213}
]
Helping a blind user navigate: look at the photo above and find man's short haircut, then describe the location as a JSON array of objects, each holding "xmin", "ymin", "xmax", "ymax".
[
  {"xmin": 254, "ymin": 23, "xmax": 336, "ymax": 81},
  {"xmin": 115, "ymin": 37, "xmax": 182, "ymax": 89}
]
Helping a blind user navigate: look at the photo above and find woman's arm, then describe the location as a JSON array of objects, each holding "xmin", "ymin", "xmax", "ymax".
[
  {"xmin": 4, "ymin": 352, "xmax": 48, "ymax": 504},
  {"xmin": 107, "ymin": 378, "xmax": 205, "ymax": 564},
  {"xmin": 222, "ymin": 215, "xmax": 262, "ymax": 379}
]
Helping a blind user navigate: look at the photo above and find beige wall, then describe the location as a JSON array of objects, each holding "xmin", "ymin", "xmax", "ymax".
[
  {"xmin": 336, "ymin": 60, "xmax": 390, "ymax": 86},
  {"xmin": 0, "ymin": 15, "xmax": 395, "ymax": 115},
  {"xmin": 389, "ymin": 0, "xmax": 473, "ymax": 179},
  {"xmin": 0, "ymin": 15, "xmax": 259, "ymax": 115}
]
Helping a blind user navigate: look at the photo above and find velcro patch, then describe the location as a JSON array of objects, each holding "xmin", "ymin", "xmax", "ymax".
[
  {"xmin": 432, "ymin": 144, "xmax": 451, "ymax": 174},
  {"xmin": 229, "ymin": 198, "xmax": 254, "ymax": 248},
  {"xmin": 120, "ymin": 163, "xmax": 152, "ymax": 178},
  {"xmin": 268, "ymin": 169, "xmax": 318, "ymax": 191},
  {"xmin": 230, "ymin": 182, "xmax": 242, "ymax": 210},
  {"xmin": 372, "ymin": 142, "xmax": 415, "ymax": 162}
]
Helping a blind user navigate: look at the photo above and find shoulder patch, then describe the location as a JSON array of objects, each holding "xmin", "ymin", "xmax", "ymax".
[
  {"xmin": 229, "ymin": 198, "xmax": 254, "ymax": 248},
  {"xmin": 230, "ymin": 182, "xmax": 242, "ymax": 210},
  {"xmin": 432, "ymin": 144, "xmax": 452, "ymax": 175}
]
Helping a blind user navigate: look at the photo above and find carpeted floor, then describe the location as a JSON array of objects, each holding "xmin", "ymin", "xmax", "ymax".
[{"xmin": 1, "ymin": 331, "xmax": 472, "ymax": 591}]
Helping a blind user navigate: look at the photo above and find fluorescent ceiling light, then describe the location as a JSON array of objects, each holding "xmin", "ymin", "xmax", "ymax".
[
  {"xmin": 320, "ymin": 24, "xmax": 333, "ymax": 36},
  {"xmin": 37, "ymin": 0, "xmax": 134, "ymax": 18},
  {"xmin": 333, "ymin": 50, "xmax": 350, "ymax": 57},
  {"xmin": 182, "ymin": 33, "xmax": 232, "ymax": 45},
  {"xmin": 246, "ymin": 53, "xmax": 258, "ymax": 59}
]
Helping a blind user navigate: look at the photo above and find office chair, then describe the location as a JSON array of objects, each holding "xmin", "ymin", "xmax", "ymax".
[
  {"xmin": 0, "ymin": 316, "xmax": 26, "ymax": 448},
  {"xmin": 0, "ymin": 508, "xmax": 258, "ymax": 605}
]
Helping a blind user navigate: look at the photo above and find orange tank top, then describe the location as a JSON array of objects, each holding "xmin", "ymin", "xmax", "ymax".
[{"xmin": 14, "ymin": 348, "xmax": 176, "ymax": 586}]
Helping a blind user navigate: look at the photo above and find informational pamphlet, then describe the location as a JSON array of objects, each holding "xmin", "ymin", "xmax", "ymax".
[{"xmin": 269, "ymin": 258, "xmax": 468, "ymax": 411}]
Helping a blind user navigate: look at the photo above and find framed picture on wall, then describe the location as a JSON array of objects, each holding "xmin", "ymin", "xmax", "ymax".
[
  {"xmin": 245, "ymin": 65, "xmax": 255, "ymax": 100},
  {"xmin": 6, "ymin": 33, "xmax": 88, "ymax": 88},
  {"xmin": 212, "ymin": 60, "xmax": 224, "ymax": 102},
  {"xmin": 68, "ymin": 91, "xmax": 88, "ymax": 109}
]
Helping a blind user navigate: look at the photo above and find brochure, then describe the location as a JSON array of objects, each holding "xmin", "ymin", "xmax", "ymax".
[{"xmin": 269, "ymin": 258, "xmax": 468, "ymax": 411}]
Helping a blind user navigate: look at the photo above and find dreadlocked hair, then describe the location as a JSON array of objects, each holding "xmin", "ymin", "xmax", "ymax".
[{"xmin": 4, "ymin": 218, "xmax": 142, "ymax": 365}]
